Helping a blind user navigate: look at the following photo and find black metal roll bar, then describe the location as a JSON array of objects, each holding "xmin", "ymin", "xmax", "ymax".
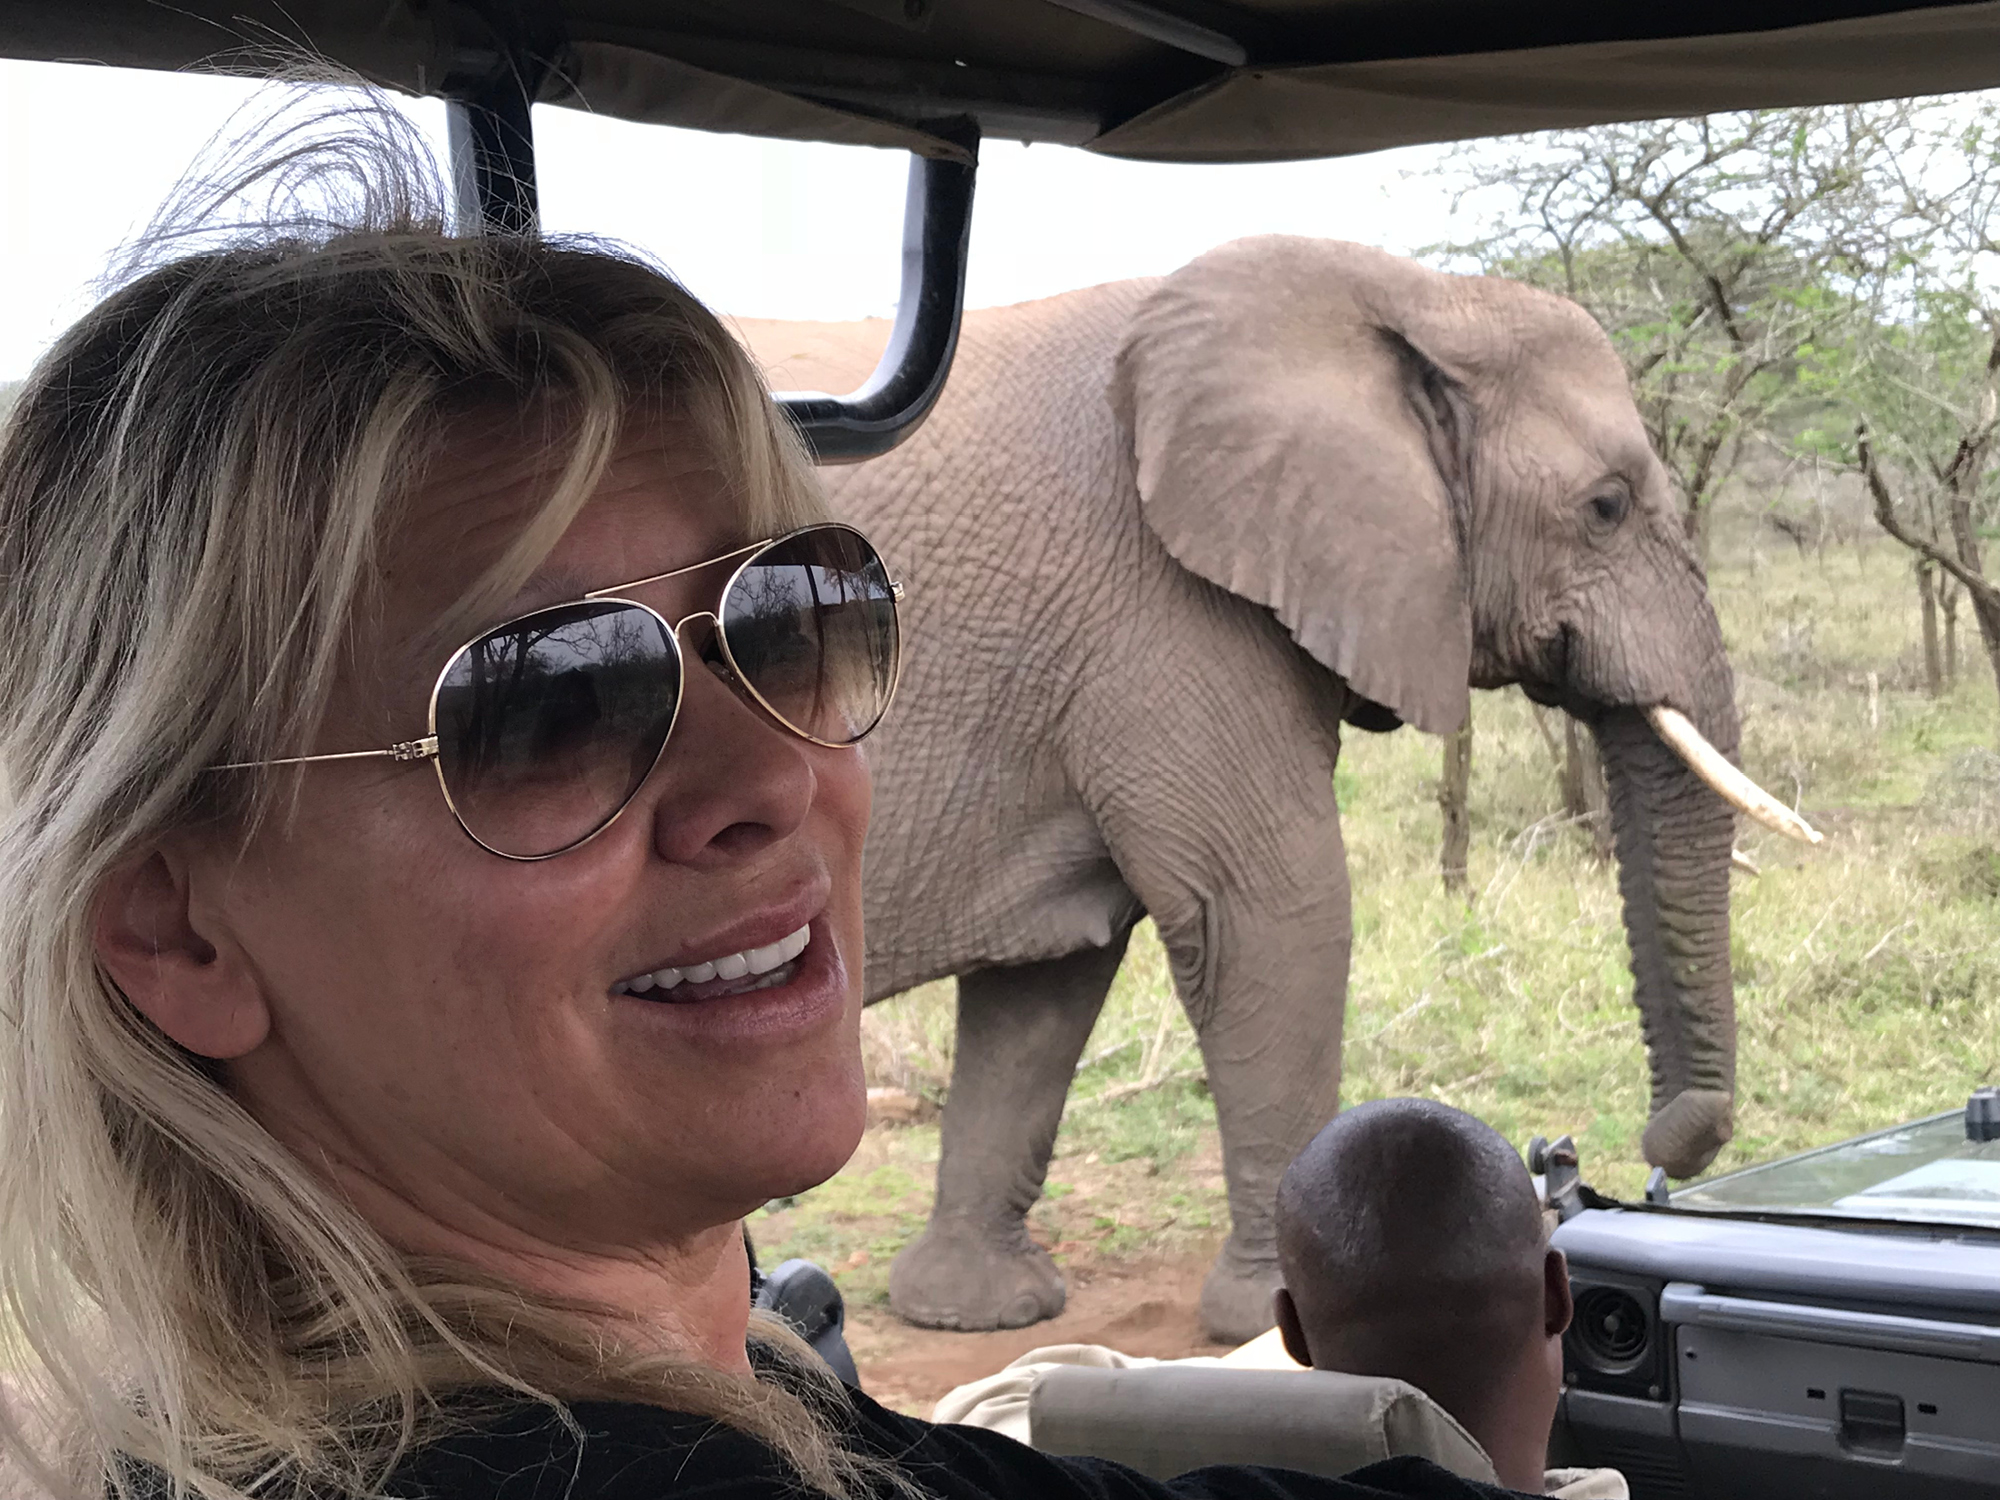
[
  {"xmin": 446, "ymin": 75, "xmax": 539, "ymax": 239},
  {"xmin": 770, "ymin": 133, "xmax": 978, "ymax": 463},
  {"xmin": 444, "ymin": 64, "xmax": 977, "ymax": 465}
]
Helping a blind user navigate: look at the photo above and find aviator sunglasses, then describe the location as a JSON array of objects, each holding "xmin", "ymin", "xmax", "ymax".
[{"xmin": 214, "ymin": 522, "xmax": 903, "ymax": 860}]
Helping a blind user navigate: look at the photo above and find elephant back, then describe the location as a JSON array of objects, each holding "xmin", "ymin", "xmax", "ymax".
[
  {"xmin": 734, "ymin": 281, "xmax": 1170, "ymax": 616},
  {"xmin": 729, "ymin": 316, "xmax": 887, "ymax": 401},
  {"xmin": 731, "ymin": 284, "xmax": 1175, "ymax": 995}
]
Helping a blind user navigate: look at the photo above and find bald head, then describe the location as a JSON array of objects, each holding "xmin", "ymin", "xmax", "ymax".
[{"xmin": 1274, "ymin": 1100, "xmax": 1553, "ymax": 1442}]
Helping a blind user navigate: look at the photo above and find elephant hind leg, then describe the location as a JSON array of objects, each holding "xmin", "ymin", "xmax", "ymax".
[{"xmin": 888, "ymin": 931, "xmax": 1132, "ymax": 1331}]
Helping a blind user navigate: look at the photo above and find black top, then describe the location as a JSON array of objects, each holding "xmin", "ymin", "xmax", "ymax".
[
  {"xmin": 386, "ymin": 1387, "xmax": 1530, "ymax": 1500},
  {"xmin": 8, "ymin": 1, "xmax": 1996, "ymax": 166}
]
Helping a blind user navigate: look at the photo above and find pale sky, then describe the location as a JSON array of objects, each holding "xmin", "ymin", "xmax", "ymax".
[{"xmin": 0, "ymin": 58, "xmax": 1470, "ymax": 383}]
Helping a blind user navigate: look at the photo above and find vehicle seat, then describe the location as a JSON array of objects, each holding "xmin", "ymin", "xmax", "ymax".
[
  {"xmin": 751, "ymin": 1257, "xmax": 860, "ymax": 1388},
  {"xmin": 1027, "ymin": 1363, "xmax": 1497, "ymax": 1483}
]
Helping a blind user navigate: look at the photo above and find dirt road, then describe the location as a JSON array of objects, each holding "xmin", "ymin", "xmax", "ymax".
[{"xmin": 844, "ymin": 1249, "xmax": 1234, "ymax": 1415}]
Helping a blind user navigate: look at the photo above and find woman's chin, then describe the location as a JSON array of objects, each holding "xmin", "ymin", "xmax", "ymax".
[
  {"xmin": 789, "ymin": 1080, "xmax": 869, "ymax": 1187},
  {"xmin": 727, "ymin": 1069, "xmax": 868, "ymax": 1208}
]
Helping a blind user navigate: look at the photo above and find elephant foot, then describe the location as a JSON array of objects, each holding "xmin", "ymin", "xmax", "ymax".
[
  {"xmin": 1643, "ymin": 1088, "xmax": 1733, "ymax": 1179},
  {"xmin": 1199, "ymin": 1241, "xmax": 1283, "ymax": 1346},
  {"xmin": 888, "ymin": 1222, "xmax": 1066, "ymax": 1331}
]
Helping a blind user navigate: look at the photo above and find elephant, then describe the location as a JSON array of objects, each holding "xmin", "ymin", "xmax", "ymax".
[{"xmin": 734, "ymin": 236, "xmax": 1791, "ymax": 1344}]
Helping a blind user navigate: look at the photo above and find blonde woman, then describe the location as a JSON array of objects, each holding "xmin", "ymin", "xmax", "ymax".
[{"xmin": 0, "ymin": 103, "xmax": 1517, "ymax": 1500}]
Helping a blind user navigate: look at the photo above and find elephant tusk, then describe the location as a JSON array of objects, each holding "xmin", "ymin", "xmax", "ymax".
[
  {"xmin": 1645, "ymin": 706, "xmax": 1824, "ymax": 846},
  {"xmin": 1731, "ymin": 848, "xmax": 1761, "ymax": 876}
]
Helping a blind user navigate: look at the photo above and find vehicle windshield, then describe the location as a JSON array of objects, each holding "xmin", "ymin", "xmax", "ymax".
[{"xmin": 1672, "ymin": 1110, "xmax": 2000, "ymax": 1230}]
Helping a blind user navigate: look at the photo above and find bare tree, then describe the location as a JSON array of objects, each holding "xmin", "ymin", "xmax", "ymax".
[
  {"xmin": 1529, "ymin": 705, "xmax": 1613, "ymax": 863},
  {"xmin": 1826, "ymin": 102, "xmax": 2000, "ymax": 725},
  {"xmin": 1439, "ymin": 715, "xmax": 1473, "ymax": 895},
  {"xmin": 1905, "ymin": 548, "xmax": 1972, "ymax": 694},
  {"xmin": 1943, "ymin": 570, "xmax": 1964, "ymax": 687},
  {"xmin": 1442, "ymin": 107, "xmax": 1915, "ymax": 545},
  {"xmin": 1561, "ymin": 718, "xmax": 1615, "ymax": 864},
  {"xmin": 1917, "ymin": 558, "xmax": 1944, "ymax": 696},
  {"xmin": 1764, "ymin": 510, "xmax": 1817, "ymax": 560},
  {"xmin": 1861, "ymin": 410, "xmax": 2000, "ymax": 714}
]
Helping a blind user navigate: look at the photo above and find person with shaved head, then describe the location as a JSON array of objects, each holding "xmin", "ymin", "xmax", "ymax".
[
  {"xmin": 1273, "ymin": 1100, "xmax": 1585, "ymax": 1496},
  {"xmin": 934, "ymin": 1099, "xmax": 1620, "ymax": 1496}
]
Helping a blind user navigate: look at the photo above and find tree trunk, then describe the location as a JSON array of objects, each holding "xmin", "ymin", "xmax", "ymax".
[
  {"xmin": 1943, "ymin": 452, "xmax": 2000, "ymax": 724},
  {"xmin": 1682, "ymin": 489, "xmax": 1715, "ymax": 565},
  {"xmin": 1558, "ymin": 716, "xmax": 1585, "ymax": 817},
  {"xmin": 1439, "ymin": 716, "xmax": 1474, "ymax": 896},
  {"xmin": 1561, "ymin": 715, "xmax": 1614, "ymax": 862},
  {"xmin": 1861, "ymin": 424, "xmax": 1997, "ymax": 712},
  {"xmin": 1974, "ymin": 592, "xmax": 2000, "ymax": 733},
  {"xmin": 1918, "ymin": 560, "xmax": 1943, "ymax": 697},
  {"xmin": 1943, "ymin": 577, "xmax": 1961, "ymax": 688}
]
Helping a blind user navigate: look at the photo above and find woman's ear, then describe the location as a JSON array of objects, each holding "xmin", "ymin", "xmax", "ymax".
[
  {"xmin": 94, "ymin": 846, "xmax": 270, "ymax": 1059},
  {"xmin": 1112, "ymin": 235, "xmax": 1475, "ymax": 736}
]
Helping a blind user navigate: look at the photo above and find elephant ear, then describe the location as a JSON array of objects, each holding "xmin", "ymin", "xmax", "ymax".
[{"xmin": 1112, "ymin": 237, "xmax": 1474, "ymax": 736}]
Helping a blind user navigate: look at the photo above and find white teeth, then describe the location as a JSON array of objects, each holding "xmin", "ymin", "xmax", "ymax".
[{"xmin": 615, "ymin": 924, "xmax": 812, "ymax": 996}]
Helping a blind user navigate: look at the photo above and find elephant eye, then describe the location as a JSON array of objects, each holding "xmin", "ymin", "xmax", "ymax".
[{"xmin": 1588, "ymin": 490, "xmax": 1629, "ymax": 528}]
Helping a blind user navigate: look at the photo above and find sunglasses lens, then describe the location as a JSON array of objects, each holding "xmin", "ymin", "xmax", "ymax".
[
  {"xmin": 721, "ymin": 526, "xmax": 900, "ymax": 745},
  {"xmin": 432, "ymin": 601, "xmax": 680, "ymax": 857}
]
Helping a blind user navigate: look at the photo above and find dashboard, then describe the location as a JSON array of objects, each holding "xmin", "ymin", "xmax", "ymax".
[{"xmin": 1552, "ymin": 1105, "xmax": 2000, "ymax": 1498}]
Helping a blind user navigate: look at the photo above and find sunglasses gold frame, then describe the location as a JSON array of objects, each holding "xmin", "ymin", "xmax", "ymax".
[{"xmin": 212, "ymin": 522, "xmax": 905, "ymax": 861}]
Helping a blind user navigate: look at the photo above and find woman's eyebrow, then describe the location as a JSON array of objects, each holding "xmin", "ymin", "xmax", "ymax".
[
  {"xmin": 505, "ymin": 568, "xmax": 605, "ymax": 614},
  {"xmin": 461, "ymin": 563, "xmax": 670, "ymax": 639},
  {"xmin": 397, "ymin": 569, "xmax": 599, "ymax": 671},
  {"xmin": 439, "ymin": 528, "xmax": 758, "ymax": 655}
]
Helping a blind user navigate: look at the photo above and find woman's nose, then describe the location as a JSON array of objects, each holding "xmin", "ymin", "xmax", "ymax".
[{"xmin": 642, "ymin": 628, "xmax": 817, "ymax": 866}]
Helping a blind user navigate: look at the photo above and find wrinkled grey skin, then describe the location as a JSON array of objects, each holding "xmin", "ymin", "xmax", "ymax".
[{"xmin": 737, "ymin": 236, "xmax": 1740, "ymax": 1343}]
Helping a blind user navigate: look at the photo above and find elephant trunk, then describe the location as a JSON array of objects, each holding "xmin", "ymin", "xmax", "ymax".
[{"xmin": 1594, "ymin": 706, "xmax": 1738, "ymax": 1178}]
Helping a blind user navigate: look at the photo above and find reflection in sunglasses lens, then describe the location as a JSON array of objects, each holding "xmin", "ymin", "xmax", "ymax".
[
  {"xmin": 722, "ymin": 528, "xmax": 899, "ymax": 745},
  {"xmin": 424, "ymin": 527, "xmax": 897, "ymax": 859},
  {"xmin": 433, "ymin": 601, "xmax": 680, "ymax": 857}
]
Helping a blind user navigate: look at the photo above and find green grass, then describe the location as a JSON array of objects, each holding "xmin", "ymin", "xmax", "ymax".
[{"xmin": 759, "ymin": 521, "xmax": 2000, "ymax": 1300}]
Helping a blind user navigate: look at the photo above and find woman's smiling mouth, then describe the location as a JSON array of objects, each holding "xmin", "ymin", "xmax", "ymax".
[
  {"xmin": 611, "ymin": 923, "xmax": 812, "ymax": 1001},
  {"xmin": 607, "ymin": 916, "xmax": 851, "ymax": 1046}
]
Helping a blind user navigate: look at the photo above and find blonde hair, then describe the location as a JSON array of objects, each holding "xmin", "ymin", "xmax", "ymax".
[{"xmin": 0, "ymin": 90, "xmax": 877, "ymax": 1500}]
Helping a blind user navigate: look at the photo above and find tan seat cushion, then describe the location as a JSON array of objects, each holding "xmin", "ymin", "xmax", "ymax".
[
  {"xmin": 1025, "ymin": 1362, "xmax": 1498, "ymax": 1483},
  {"xmin": 934, "ymin": 1340, "xmax": 1628, "ymax": 1496}
]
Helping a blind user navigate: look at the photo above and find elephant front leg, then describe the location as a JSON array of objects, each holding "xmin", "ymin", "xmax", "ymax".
[
  {"xmin": 888, "ymin": 934, "xmax": 1129, "ymax": 1330},
  {"xmin": 1188, "ymin": 939, "xmax": 1347, "ymax": 1345},
  {"xmin": 1137, "ymin": 819, "xmax": 1351, "ymax": 1345}
]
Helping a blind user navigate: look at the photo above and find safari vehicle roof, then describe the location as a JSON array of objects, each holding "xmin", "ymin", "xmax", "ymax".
[
  {"xmin": 11, "ymin": 1, "xmax": 2000, "ymax": 458},
  {"xmin": 9, "ymin": 1, "xmax": 2000, "ymax": 164}
]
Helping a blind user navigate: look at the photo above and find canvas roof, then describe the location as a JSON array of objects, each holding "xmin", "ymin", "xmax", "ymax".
[{"xmin": 8, "ymin": 1, "xmax": 2000, "ymax": 165}]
